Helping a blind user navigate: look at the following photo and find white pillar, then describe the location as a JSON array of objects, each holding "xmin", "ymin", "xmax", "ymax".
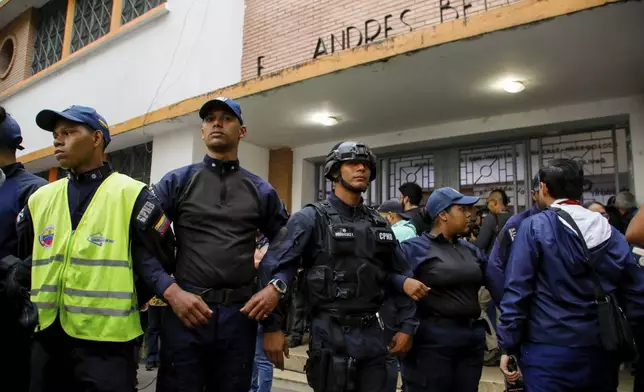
[
  {"xmin": 628, "ymin": 96, "xmax": 644, "ymax": 201},
  {"xmin": 150, "ymin": 128, "xmax": 204, "ymax": 185}
]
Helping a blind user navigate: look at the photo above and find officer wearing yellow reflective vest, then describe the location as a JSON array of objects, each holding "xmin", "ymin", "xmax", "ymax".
[{"xmin": 16, "ymin": 105, "xmax": 176, "ymax": 392}]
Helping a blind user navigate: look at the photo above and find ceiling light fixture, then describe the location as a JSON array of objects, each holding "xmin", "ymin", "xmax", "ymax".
[
  {"xmin": 503, "ymin": 80, "xmax": 525, "ymax": 93},
  {"xmin": 312, "ymin": 113, "xmax": 339, "ymax": 126}
]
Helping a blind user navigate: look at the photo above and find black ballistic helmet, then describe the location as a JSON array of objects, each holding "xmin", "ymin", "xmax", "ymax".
[{"xmin": 324, "ymin": 141, "xmax": 377, "ymax": 182}]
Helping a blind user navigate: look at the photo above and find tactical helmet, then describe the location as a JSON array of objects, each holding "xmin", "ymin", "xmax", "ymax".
[{"xmin": 324, "ymin": 141, "xmax": 377, "ymax": 182}]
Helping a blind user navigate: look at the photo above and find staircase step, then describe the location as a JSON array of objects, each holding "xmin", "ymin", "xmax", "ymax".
[{"xmin": 278, "ymin": 345, "xmax": 635, "ymax": 391}]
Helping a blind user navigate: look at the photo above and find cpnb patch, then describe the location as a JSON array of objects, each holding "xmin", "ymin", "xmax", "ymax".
[
  {"xmin": 87, "ymin": 232, "xmax": 115, "ymax": 247},
  {"xmin": 38, "ymin": 225, "xmax": 55, "ymax": 248},
  {"xmin": 374, "ymin": 229, "xmax": 395, "ymax": 243}
]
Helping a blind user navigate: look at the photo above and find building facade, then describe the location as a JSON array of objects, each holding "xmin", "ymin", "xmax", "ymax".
[{"xmin": 1, "ymin": 0, "xmax": 642, "ymax": 215}]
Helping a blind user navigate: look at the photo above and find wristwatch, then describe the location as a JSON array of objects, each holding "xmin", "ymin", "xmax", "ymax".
[{"xmin": 268, "ymin": 278, "xmax": 288, "ymax": 296}]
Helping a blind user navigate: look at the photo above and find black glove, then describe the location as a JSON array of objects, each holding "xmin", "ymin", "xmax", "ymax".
[{"xmin": 0, "ymin": 255, "xmax": 38, "ymax": 331}]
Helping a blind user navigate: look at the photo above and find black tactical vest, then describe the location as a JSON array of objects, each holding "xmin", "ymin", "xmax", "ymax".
[{"xmin": 304, "ymin": 200, "xmax": 397, "ymax": 315}]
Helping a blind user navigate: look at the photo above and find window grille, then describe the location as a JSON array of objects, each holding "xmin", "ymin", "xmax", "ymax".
[
  {"xmin": 31, "ymin": 0, "xmax": 67, "ymax": 74},
  {"xmin": 107, "ymin": 142, "xmax": 153, "ymax": 185},
  {"xmin": 121, "ymin": 0, "xmax": 166, "ymax": 24},
  {"xmin": 70, "ymin": 0, "xmax": 113, "ymax": 53}
]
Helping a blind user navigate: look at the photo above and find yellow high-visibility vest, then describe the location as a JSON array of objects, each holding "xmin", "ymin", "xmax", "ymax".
[{"xmin": 29, "ymin": 172, "xmax": 145, "ymax": 342}]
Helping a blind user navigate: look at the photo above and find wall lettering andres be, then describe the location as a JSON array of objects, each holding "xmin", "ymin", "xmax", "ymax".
[
  {"xmin": 255, "ymin": 0, "xmax": 502, "ymax": 77},
  {"xmin": 312, "ymin": 10, "xmax": 412, "ymax": 59}
]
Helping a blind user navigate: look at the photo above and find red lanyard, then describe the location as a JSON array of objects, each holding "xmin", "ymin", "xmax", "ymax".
[{"xmin": 558, "ymin": 199, "xmax": 581, "ymax": 206}]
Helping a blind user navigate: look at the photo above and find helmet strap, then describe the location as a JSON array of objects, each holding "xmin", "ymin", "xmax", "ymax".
[{"xmin": 338, "ymin": 177, "xmax": 367, "ymax": 194}]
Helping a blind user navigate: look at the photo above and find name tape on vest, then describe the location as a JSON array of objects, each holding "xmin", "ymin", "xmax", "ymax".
[{"xmin": 333, "ymin": 227, "xmax": 355, "ymax": 238}]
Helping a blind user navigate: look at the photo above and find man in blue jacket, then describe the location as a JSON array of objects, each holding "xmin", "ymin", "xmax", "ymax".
[
  {"xmin": 0, "ymin": 106, "xmax": 47, "ymax": 391},
  {"xmin": 498, "ymin": 158, "xmax": 642, "ymax": 391},
  {"xmin": 152, "ymin": 97, "xmax": 289, "ymax": 392},
  {"xmin": 486, "ymin": 175, "xmax": 541, "ymax": 305}
]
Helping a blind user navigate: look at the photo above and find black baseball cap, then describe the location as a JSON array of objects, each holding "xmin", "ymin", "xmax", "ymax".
[{"xmin": 378, "ymin": 199, "xmax": 412, "ymax": 220}]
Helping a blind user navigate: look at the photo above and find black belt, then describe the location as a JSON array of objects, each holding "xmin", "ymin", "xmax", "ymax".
[
  {"xmin": 425, "ymin": 316, "xmax": 483, "ymax": 328},
  {"xmin": 183, "ymin": 283, "xmax": 255, "ymax": 306},
  {"xmin": 318, "ymin": 312, "xmax": 379, "ymax": 329}
]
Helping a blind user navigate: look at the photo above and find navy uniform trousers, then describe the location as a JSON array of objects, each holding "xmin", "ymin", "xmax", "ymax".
[
  {"xmin": 401, "ymin": 318, "xmax": 485, "ymax": 392},
  {"xmin": 519, "ymin": 342, "xmax": 620, "ymax": 392},
  {"xmin": 156, "ymin": 302, "xmax": 257, "ymax": 392},
  {"xmin": 306, "ymin": 314, "xmax": 389, "ymax": 392}
]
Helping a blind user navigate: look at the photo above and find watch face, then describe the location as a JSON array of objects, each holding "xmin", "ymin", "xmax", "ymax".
[{"xmin": 273, "ymin": 280, "xmax": 287, "ymax": 292}]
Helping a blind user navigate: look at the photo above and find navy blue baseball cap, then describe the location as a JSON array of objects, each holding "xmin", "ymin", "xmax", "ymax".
[
  {"xmin": 0, "ymin": 108, "xmax": 24, "ymax": 150},
  {"xmin": 426, "ymin": 187, "xmax": 480, "ymax": 219},
  {"xmin": 36, "ymin": 105, "xmax": 111, "ymax": 148},
  {"xmin": 199, "ymin": 97, "xmax": 243, "ymax": 125}
]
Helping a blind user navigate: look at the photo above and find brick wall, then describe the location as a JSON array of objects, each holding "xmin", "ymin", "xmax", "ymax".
[
  {"xmin": 0, "ymin": 9, "xmax": 36, "ymax": 92},
  {"xmin": 242, "ymin": 0, "xmax": 522, "ymax": 80},
  {"xmin": 269, "ymin": 148, "xmax": 294, "ymax": 212}
]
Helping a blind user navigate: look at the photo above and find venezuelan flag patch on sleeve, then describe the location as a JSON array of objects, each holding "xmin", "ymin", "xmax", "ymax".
[{"xmin": 154, "ymin": 214, "xmax": 171, "ymax": 236}]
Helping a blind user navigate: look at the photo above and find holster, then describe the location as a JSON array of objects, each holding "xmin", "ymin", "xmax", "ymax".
[{"xmin": 305, "ymin": 349, "xmax": 357, "ymax": 392}]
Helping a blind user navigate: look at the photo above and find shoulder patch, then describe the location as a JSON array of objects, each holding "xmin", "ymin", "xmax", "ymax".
[
  {"xmin": 154, "ymin": 214, "xmax": 171, "ymax": 236},
  {"xmin": 136, "ymin": 201, "xmax": 156, "ymax": 225}
]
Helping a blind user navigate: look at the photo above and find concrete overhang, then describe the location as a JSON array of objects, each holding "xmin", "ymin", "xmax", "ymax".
[
  {"xmin": 0, "ymin": 0, "xmax": 49, "ymax": 31},
  {"xmin": 19, "ymin": 0, "xmax": 643, "ymax": 172}
]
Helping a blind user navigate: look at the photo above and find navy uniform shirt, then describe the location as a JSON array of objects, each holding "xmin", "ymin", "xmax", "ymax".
[
  {"xmin": 264, "ymin": 192, "xmax": 419, "ymax": 336},
  {"xmin": 0, "ymin": 163, "xmax": 47, "ymax": 259},
  {"xmin": 401, "ymin": 232, "xmax": 488, "ymax": 319},
  {"xmin": 486, "ymin": 205, "xmax": 539, "ymax": 304},
  {"xmin": 153, "ymin": 155, "xmax": 289, "ymax": 289},
  {"xmin": 16, "ymin": 163, "xmax": 176, "ymax": 304}
]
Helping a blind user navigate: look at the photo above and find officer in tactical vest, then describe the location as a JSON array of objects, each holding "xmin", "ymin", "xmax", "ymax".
[
  {"xmin": 16, "ymin": 105, "xmax": 176, "ymax": 392},
  {"xmin": 0, "ymin": 106, "xmax": 47, "ymax": 392},
  {"xmin": 242, "ymin": 141, "xmax": 428, "ymax": 392}
]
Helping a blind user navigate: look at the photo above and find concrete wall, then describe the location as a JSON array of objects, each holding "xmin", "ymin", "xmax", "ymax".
[
  {"xmin": 291, "ymin": 95, "xmax": 644, "ymax": 212},
  {"xmin": 2, "ymin": 0, "xmax": 245, "ymax": 157}
]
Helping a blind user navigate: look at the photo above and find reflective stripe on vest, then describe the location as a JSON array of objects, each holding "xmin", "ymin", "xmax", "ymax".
[{"xmin": 28, "ymin": 172, "xmax": 145, "ymax": 342}]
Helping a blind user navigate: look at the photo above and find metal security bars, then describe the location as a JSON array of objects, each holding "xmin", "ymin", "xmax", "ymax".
[
  {"xmin": 121, "ymin": 0, "xmax": 166, "ymax": 24},
  {"xmin": 31, "ymin": 0, "xmax": 68, "ymax": 74},
  {"xmin": 70, "ymin": 0, "xmax": 113, "ymax": 54},
  {"xmin": 107, "ymin": 142, "xmax": 153, "ymax": 185},
  {"xmin": 313, "ymin": 128, "xmax": 631, "ymax": 211},
  {"xmin": 388, "ymin": 153, "xmax": 435, "ymax": 201}
]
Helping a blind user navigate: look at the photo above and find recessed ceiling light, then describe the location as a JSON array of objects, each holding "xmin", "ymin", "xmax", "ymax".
[
  {"xmin": 312, "ymin": 113, "xmax": 339, "ymax": 126},
  {"xmin": 503, "ymin": 80, "xmax": 525, "ymax": 93}
]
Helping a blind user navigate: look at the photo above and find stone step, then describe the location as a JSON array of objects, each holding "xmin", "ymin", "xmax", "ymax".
[
  {"xmin": 280, "ymin": 345, "xmax": 506, "ymax": 391},
  {"xmin": 278, "ymin": 346, "xmax": 636, "ymax": 392}
]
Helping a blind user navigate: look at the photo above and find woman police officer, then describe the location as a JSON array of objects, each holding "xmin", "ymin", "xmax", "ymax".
[{"xmin": 399, "ymin": 187, "xmax": 489, "ymax": 392}]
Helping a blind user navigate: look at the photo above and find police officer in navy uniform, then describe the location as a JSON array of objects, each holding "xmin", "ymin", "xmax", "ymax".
[
  {"xmin": 0, "ymin": 106, "xmax": 47, "ymax": 392},
  {"xmin": 152, "ymin": 97, "xmax": 289, "ymax": 392},
  {"xmin": 399, "ymin": 188, "xmax": 488, "ymax": 392},
  {"xmin": 243, "ymin": 141, "xmax": 426, "ymax": 392}
]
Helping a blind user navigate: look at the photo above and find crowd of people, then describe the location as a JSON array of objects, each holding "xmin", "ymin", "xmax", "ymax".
[{"xmin": 2, "ymin": 97, "xmax": 644, "ymax": 392}]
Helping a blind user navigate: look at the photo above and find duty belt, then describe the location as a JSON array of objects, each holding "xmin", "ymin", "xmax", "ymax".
[{"xmin": 183, "ymin": 283, "xmax": 255, "ymax": 306}]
